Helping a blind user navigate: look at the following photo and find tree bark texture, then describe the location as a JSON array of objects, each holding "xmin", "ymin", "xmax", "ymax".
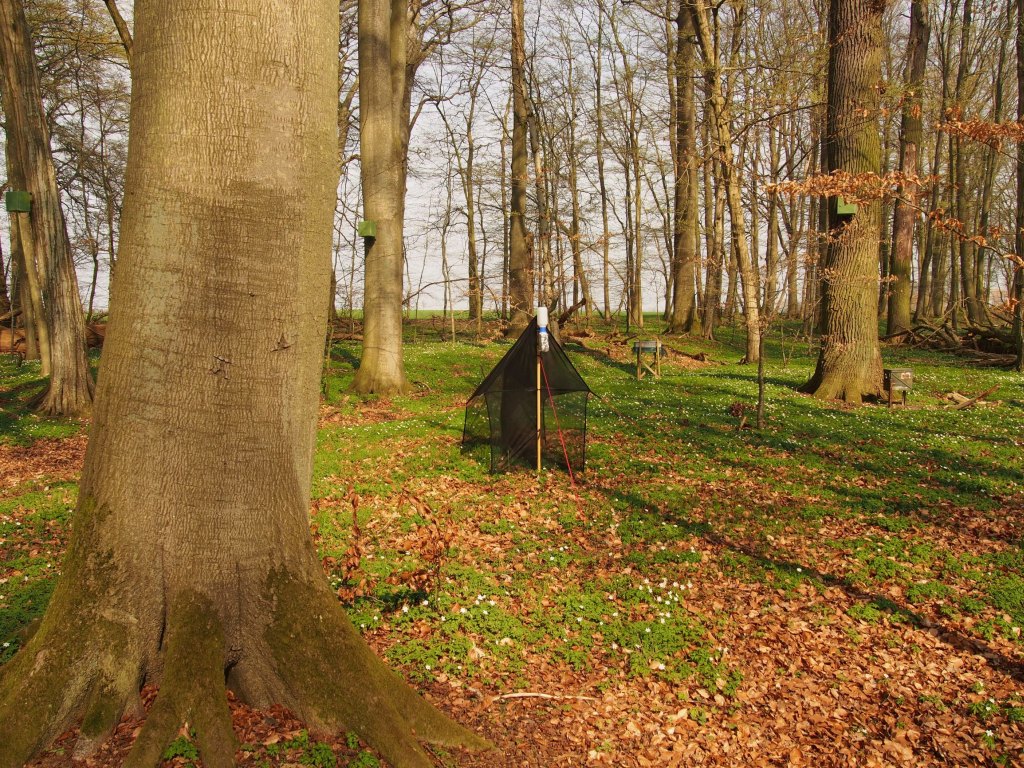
[
  {"xmin": 951, "ymin": 0, "xmax": 983, "ymax": 326},
  {"xmin": 0, "ymin": 237, "xmax": 10, "ymax": 315},
  {"xmin": 527, "ymin": 89, "xmax": 555, "ymax": 314},
  {"xmin": 1015, "ymin": 0, "xmax": 1024, "ymax": 370},
  {"xmin": 565, "ymin": 98, "xmax": 593, "ymax": 324},
  {"xmin": 802, "ymin": 0, "xmax": 886, "ymax": 402},
  {"xmin": 591, "ymin": 9, "xmax": 612, "ymax": 321},
  {"xmin": 667, "ymin": 1, "xmax": 698, "ymax": 334},
  {"xmin": 974, "ymin": 6, "xmax": 1010, "ymax": 314},
  {"xmin": 702, "ymin": 146, "xmax": 724, "ymax": 339},
  {"xmin": 463, "ymin": 108, "xmax": 482, "ymax": 322},
  {"xmin": 0, "ymin": 0, "xmax": 94, "ymax": 414},
  {"xmin": 7, "ymin": 207, "xmax": 47, "ymax": 364},
  {"xmin": 0, "ymin": 3, "xmax": 485, "ymax": 766},
  {"xmin": 888, "ymin": 0, "xmax": 929, "ymax": 336},
  {"xmin": 352, "ymin": 0, "xmax": 412, "ymax": 394},
  {"xmin": 506, "ymin": 0, "xmax": 532, "ymax": 333},
  {"xmin": 690, "ymin": 0, "xmax": 760, "ymax": 362},
  {"xmin": 764, "ymin": 123, "xmax": 780, "ymax": 316}
]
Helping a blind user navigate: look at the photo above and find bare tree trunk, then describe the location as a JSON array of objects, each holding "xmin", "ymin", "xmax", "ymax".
[
  {"xmin": 101, "ymin": 0, "xmax": 133, "ymax": 66},
  {"xmin": 951, "ymin": 0, "xmax": 983, "ymax": 325},
  {"xmin": 621, "ymin": 143, "xmax": 637, "ymax": 332},
  {"xmin": 507, "ymin": 0, "xmax": 532, "ymax": 333},
  {"xmin": 803, "ymin": 99, "xmax": 828, "ymax": 336},
  {"xmin": 436, "ymin": 54, "xmax": 487, "ymax": 324},
  {"xmin": 608, "ymin": 7, "xmax": 644, "ymax": 330},
  {"xmin": 702, "ymin": 149, "xmax": 724, "ymax": 339},
  {"xmin": 915, "ymin": 133, "xmax": 941, "ymax": 319},
  {"xmin": 564, "ymin": 62, "xmax": 593, "ymax": 325},
  {"xmin": 1015, "ymin": 0, "xmax": 1024, "ymax": 370},
  {"xmin": 975, "ymin": 7, "xmax": 1010, "ymax": 320},
  {"xmin": 919, "ymin": 15, "xmax": 951, "ymax": 324},
  {"xmin": 888, "ymin": 0, "xmax": 929, "ymax": 336},
  {"xmin": 690, "ymin": 0, "xmax": 760, "ymax": 362},
  {"xmin": 0, "ymin": 229, "xmax": 9, "ymax": 316},
  {"xmin": 666, "ymin": 3, "xmax": 698, "ymax": 334},
  {"xmin": 764, "ymin": 122, "xmax": 780, "ymax": 316},
  {"xmin": 7, "ymin": 207, "xmax": 46, "ymax": 364},
  {"xmin": 526, "ymin": 88, "xmax": 554, "ymax": 313},
  {"xmin": 801, "ymin": 0, "xmax": 886, "ymax": 402},
  {"xmin": 352, "ymin": 0, "xmax": 411, "ymax": 394},
  {"xmin": 590, "ymin": 6, "xmax": 612, "ymax": 322},
  {"xmin": 499, "ymin": 96, "xmax": 510, "ymax": 321},
  {"xmin": 0, "ymin": 0, "xmax": 93, "ymax": 414}
]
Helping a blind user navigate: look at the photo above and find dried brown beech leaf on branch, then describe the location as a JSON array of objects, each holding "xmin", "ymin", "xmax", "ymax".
[
  {"xmin": 766, "ymin": 170, "xmax": 935, "ymax": 205},
  {"xmin": 937, "ymin": 114, "xmax": 1024, "ymax": 148},
  {"xmin": 769, "ymin": 171, "xmax": 1024, "ymax": 270}
]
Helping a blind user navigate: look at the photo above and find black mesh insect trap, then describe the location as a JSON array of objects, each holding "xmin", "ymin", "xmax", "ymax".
[{"xmin": 463, "ymin": 308, "xmax": 591, "ymax": 474}]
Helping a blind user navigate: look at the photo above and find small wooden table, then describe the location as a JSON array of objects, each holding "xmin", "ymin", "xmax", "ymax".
[{"xmin": 633, "ymin": 340, "xmax": 662, "ymax": 380}]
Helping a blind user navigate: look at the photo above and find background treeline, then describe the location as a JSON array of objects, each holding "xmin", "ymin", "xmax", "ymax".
[{"xmin": 0, "ymin": 0, "xmax": 1018, "ymax": 340}]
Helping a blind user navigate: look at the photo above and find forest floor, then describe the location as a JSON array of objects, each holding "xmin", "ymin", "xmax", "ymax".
[{"xmin": 2, "ymin": 318, "xmax": 1024, "ymax": 767}]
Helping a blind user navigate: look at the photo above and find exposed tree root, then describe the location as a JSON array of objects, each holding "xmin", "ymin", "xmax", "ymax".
[
  {"xmin": 0, "ymin": 610, "xmax": 138, "ymax": 767},
  {"xmin": 263, "ymin": 570, "xmax": 493, "ymax": 768},
  {"xmin": 123, "ymin": 591, "xmax": 236, "ymax": 768},
  {"xmin": 0, "ymin": 624, "xmax": 92, "ymax": 768},
  {"xmin": 0, "ymin": 566, "xmax": 493, "ymax": 768},
  {"xmin": 798, "ymin": 369, "xmax": 883, "ymax": 404}
]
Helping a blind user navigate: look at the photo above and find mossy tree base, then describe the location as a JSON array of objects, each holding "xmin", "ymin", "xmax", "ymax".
[
  {"xmin": 0, "ymin": 560, "xmax": 491, "ymax": 768},
  {"xmin": 798, "ymin": 356, "xmax": 884, "ymax": 404},
  {"xmin": 351, "ymin": 366, "xmax": 413, "ymax": 396}
]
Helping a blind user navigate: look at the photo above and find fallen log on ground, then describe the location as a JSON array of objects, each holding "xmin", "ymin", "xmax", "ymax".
[
  {"xmin": 946, "ymin": 385, "xmax": 1001, "ymax": 410},
  {"xmin": 887, "ymin": 317, "xmax": 1019, "ymax": 364}
]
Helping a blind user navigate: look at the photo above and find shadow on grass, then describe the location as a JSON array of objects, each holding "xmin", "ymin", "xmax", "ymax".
[
  {"xmin": 329, "ymin": 344, "xmax": 361, "ymax": 371},
  {"xmin": 710, "ymin": 370, "xmax": 805, "ymax": 390},
  {"xmin": 704, "ymin": 527, "xmax": 1024, "ymax": 684},
  {"xmin": 601, "ymin": 482, "xmax": 1024, "ymax": 685},
  {"xmin": 563, "ymin": 342, "xmax": 637, "ymax": 379},
  {"xmin": 0, "ymin": 379, "xmax": 49, "ymax": 443}
]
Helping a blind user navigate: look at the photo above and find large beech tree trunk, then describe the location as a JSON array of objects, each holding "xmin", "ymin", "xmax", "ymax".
[
  {"xmin": 0, "ymin": 0, "xmax": 94, "ymax": 415},
  {"xmin": 800, "ymin": 0, "xmax": 886, "ymax": 403},
  {"xmin": 352, "ymin": 0, "xmax": 412, "ymax": 394},
  {"xmin": 0, "ymin": 3, "xmax": 486, "ymax": 767}
]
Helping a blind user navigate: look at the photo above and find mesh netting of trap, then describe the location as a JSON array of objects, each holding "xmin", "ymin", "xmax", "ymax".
[{"xmin": 462, "ymin": 319, "xmax": 591, "ymax": 473}]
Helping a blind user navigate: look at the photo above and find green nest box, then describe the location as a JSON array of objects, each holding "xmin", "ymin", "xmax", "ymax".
[
  {"xmin": 5, "ymin": 190, "xmax": 32, "ymax": 213},
  {"xmin": 835, "ymin": 196, "xmax": 858, "ymax": 216},
  {"xmin": 357, "ymin": 220, "xmax": 377, "ymax": 238}
]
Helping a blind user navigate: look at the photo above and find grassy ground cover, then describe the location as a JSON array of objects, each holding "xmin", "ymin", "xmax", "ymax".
[{"xmin": 2, "ymin": 318, "xmax": 1023, "ymax": 766}]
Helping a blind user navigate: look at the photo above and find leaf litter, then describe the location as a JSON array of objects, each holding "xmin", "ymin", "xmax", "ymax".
[{"xmin": 5, "ymin": 342, "xmax": 1024, "ymax": 767}]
